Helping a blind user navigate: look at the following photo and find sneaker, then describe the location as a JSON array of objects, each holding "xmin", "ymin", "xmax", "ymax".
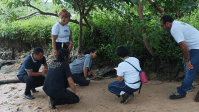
[
  {"xmin": 170, "ymin": 92, "xmax": 185, "ymax": 100},
  {"xmin": 121, "ymin": 93, "xmax": 128, "ymax": 98},
  {"xmin": 120, "ymin": 93, "xmax": 134, "ymax": 104},
  {"xmin": 31, "ymin": 88, "xmax": 39, "ymax": 93},
  {"xmin": 25, "ymin": 94, "xmax": 35, "ymax": 99},
  {"xmin": 187, "ymin": 86, "xmax": 195, "ymax": 92},
  {"xmin": 49, "ymin": 101, "xmax": 56, "ymax": 109},
  {"xmin": 75, "ymin": 83, "xmax": 80, "ymax": 86}
]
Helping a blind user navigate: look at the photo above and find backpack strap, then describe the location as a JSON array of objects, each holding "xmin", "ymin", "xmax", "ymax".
[
  {"xmin": 124, "ymin": 61, "xmax": 142, "ymax": 94},
  {"xmin": 124, "ymin": 61, "xmax": 141, "ymax": 73}
]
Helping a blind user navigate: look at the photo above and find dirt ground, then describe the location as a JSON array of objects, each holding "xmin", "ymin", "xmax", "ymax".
[{"xmin": 1, "ymin": 72, "xmax": 199, "ymax": 112}]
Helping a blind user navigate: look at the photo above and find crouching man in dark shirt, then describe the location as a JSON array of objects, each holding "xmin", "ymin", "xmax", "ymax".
[
  {"xmin": 17, "ymin": 47, "xmax": 48, "ymax": 99},
  {"xmin": 43, "ymin": 48, "xmax": 80, "ymax": 109}
]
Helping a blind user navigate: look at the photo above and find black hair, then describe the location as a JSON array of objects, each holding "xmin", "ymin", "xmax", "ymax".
[
  {"xmin": 33, "ymin": 47, "xmax": 44, "ymax": 55},
  {"xmin": 117, "ymin": 46, "xmax": 130, "ymax": 58},
  {"xmin": 57, "ymin": 48, "xmax": 70, "ymax": 62},
  {"xmin": 83, "ymin": 47, "xmax": 97, "ymax": 54},
  {"xmin": 160, "ymin": 15, "xmax": 174, "ymax": 24}
]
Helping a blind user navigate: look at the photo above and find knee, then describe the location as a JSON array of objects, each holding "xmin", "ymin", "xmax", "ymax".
[
  {"xmin": 81, "ymin": 81, "xmax": 89, "ymax": 86},
  {"xmin": 26, "ymin": 76, "xmax": 36, "ymax": 83},
  {"xmin": 108, "ymin": 82, "xmax": 116, "ymax": 89},
  {"xmin": 74, "ymin": 96, "xmax": 80, "ymax": 103},
  {"xmin": 108, "ymin": 84, "xmax": 114, "ymax": 92}
]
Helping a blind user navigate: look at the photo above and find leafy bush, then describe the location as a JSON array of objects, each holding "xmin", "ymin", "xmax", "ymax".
[{"xmin": 0, "ymin": 16, "xmax": 58, "ymax": 46}]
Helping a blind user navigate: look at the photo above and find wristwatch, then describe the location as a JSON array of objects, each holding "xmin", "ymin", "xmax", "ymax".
[{"xmin": 184, "ymin": 59, "xmax": 190, "ymax": 62}]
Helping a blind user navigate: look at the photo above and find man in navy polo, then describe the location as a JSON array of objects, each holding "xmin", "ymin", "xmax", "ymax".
[{"xmin": 17, "ymin": 47, "xmax": 48, "ymax": 99}]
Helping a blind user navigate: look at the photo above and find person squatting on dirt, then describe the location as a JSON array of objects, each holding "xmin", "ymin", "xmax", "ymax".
[
  {"xmin": 160, "ymin": 15, "xmax": 199, "ymax": 100},
  {"xmin": 51, "ymin": 8, "xmax": 73, "ymax": 58},
  {"xmin": 69, "ymin": 47, "xmax": 98, "ymax": 86},
  {"xmin": 108, "ymin": 46, "xmax": 142, "ymax": 104},
  {"xmin": 43, "ymin": 48, "xmax": 80, "ymax": 109},
  {"xmin": 17, "ymin": 47, "xmax": 48, "ymax": 99}
]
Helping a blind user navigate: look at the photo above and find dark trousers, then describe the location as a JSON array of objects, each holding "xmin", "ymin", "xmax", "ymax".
[
  {"xmin": 18, "ymin": 74, "xmax": 45, "ymax": 95},
  {"xmin": 56, "ymin": 42, "xmax": 68, "ymax": 51},
  {"xmin": 50, "ymin": 89, "xmax": 79, "ymax": 105},
  {"xmin": 72, "ymin": 73, "xmax": 89, "ymax": 86}
]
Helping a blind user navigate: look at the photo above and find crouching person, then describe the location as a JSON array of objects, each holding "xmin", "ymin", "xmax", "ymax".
[
  {"xmin": 69, "ymin": 47, "xmax": 98, "ymax": 86},
  {"xmin": 108, "ymin": 46, "xmax": 142, "ymax": 104},
  {"xmin": 17, "ymin": 47, "xmax": 48, "ymax": 99},
  {"xmin": 43, "ymin": 48, "xmax": 80, "ymax": 109}
]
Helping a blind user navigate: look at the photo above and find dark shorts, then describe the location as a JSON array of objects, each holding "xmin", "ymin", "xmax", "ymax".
[{"xmin": 56, "ymin": 42, "xmax": 69, "ymax": 51}]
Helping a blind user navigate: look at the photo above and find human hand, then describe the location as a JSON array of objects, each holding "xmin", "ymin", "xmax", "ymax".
[
  {"xmin": 186, "ymin": 61, "xmax": 194, "ymax": 70},
  {"xmin": 86, "ymin": 77, "xmax": 90, "ymax": 80},
  {"xmin": 42, "ymin": 69, "xmax": 48, "ymax": 75},
  {"xmin": 76, "ymin": 93, "xmax": 81, "ymax": 99},
  {"xmin": 94, "ymin": 74, "xmax": 98, "ymax": 78},
  {"xmin": 54, "ymin": 52, "xmax": 57, "ymax": 58}
]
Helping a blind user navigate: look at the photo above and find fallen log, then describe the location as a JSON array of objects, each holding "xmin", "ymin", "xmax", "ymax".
[
  {"xmin": 0, "ymin": 79, "xmax": 22, "ymax": 84},
  {"xmin": 0, "ymin": 60, "xmax": 19, "ymax": 69}
]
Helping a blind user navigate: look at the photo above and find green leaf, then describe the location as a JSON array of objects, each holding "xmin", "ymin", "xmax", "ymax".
[{"xmin": 130, "ymin": 0, "xmax": 138, "ymax": 5}]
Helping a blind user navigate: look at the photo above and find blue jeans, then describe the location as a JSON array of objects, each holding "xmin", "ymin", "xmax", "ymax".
[
  {"xmin": 108, "ymin": 81, "xmax": 139, "ymax": 97},
  {"xmin": 177, "ymin": 49, "xmax": 199, "ymax": 96}
]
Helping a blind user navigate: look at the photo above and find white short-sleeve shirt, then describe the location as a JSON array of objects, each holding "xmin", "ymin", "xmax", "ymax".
[
  {"xmin": 170, "ymin": 21, "xmax": 199, "ymax": 50},
  {"xmin": 51, "ymin": 22, "xmax": 71, "ymax": 43},
  {"xmin": 116, "ymin": 57, "xmax": 141, "ymax": 89}
]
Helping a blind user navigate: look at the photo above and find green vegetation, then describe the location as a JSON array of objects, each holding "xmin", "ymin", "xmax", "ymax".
[{"xmin": 0, "ymin": 0, "xmax": 199, "ymax": 73}]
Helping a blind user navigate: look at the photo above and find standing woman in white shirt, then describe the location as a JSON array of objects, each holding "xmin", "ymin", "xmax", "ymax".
[
  {"xmin": 108, "ymin": 46, "xmax": 142, "ymax": 104},
  {"xmin": 52, "ymin": 8, "xmax": 73, "ymax": 58}
]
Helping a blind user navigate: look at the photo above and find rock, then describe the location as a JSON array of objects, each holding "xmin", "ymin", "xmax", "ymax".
[
  {"xmin": 17, "ymin": 107, "xmax": 23, "ymax": 111},
  {"xmin": 0, "ymin": 52, "xmax": 13, "ymax": 60}
]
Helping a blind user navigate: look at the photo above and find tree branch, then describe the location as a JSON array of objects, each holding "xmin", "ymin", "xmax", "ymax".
[
  {"xmin": 70, "ymin": 19, "xmax": 88, "ymax": 27},
  {"xmin": 148, "ymin": 0, "xmax": 166, "ymax": 14},
  {"xmin": 13, "ymin": 2, "xmax": 88, "ymax": 27},
  {"xmin": 73, "ymin": 0, "xmax": 81, "ymax": 14},
  {"xmin": 15, "ymin": 12, "xmax": 39, "ymax": 20},
  {"xmin": 83, "ymin": 17, "xmax": 91, "ymax": 29},
  {"xmin": 1, "ymin": 12, "xmax": 7, "ymax": 15},
  {"xmin": 83, "ymin": 2, "xmax": 93, "ymax": 17},
  {"xmin": 27, "ymin": 3, "xmax": 58, "ymax": 17}
]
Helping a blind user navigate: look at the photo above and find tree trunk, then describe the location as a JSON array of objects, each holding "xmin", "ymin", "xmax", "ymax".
[
  {"xmin": 137, "ymin": 0, "xmax": 154, "ymax": 55},
  {"xmin": 78, "ymin": 16, "xmax": 83, "ymax": 54}
]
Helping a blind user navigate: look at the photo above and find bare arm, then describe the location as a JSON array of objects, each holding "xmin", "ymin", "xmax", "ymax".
[
  {"xmin": 83, "ymin": 67, "xmax": 88, "ymax": 78},
  {"xmin": 90, "ymin": 70, "xmax": 98, "ymax": 78},
  {"xmin": 26, "ymin": 71, "xmax": 43, "ymax": 77},
  {"xmin": 69, "ymin": 30, "xmax": 73, "ymax": 43},
  {"xmin": 68, "ymin": 31, "xmax": 73, "ymax": 51},
  {"xmin": 68, "ymin": 77, "xmax": 77, "ymax": 93},
  {"xmin": 43, "ymin": 63, "xmax": 48, "ymax": 75},
  {"xmin": 179, "ymin": 41, "xmax": 190, "ymax": 60},
  {"xmin": 52, "ymin": 35, "xmax": 58, "ymax": 58},
  {"xmin": 52, "ymin": 35, "xmax": 57, "ymax": 51},
  {"xmin": 179, "ymin": 41, "xmax": 193, "ymax": 69},
  {"xmin": 68, "ymin": 77, "xmax": 80, "ymax": 99},
  {"xmin": 118, "ymin": 76, "xmax": 123, "ymax": 82},
  {"xmin": 44, "ymin": 63, "xmax": 48, "ymax": 70}
]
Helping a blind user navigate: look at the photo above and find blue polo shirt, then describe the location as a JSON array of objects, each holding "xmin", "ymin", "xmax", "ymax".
[
  {"xmin": 69, "ymin": 54, "xmax": 92, "ymax": 74},
  {"xmin": 17, "ymin": 54, "xmax": 46, "ymax": 76}
]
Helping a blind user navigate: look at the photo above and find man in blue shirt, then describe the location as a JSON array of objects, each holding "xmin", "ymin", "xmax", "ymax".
[{"xmin": 17, "ymin": 47, "xmax": 48, "ymax": 99}]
